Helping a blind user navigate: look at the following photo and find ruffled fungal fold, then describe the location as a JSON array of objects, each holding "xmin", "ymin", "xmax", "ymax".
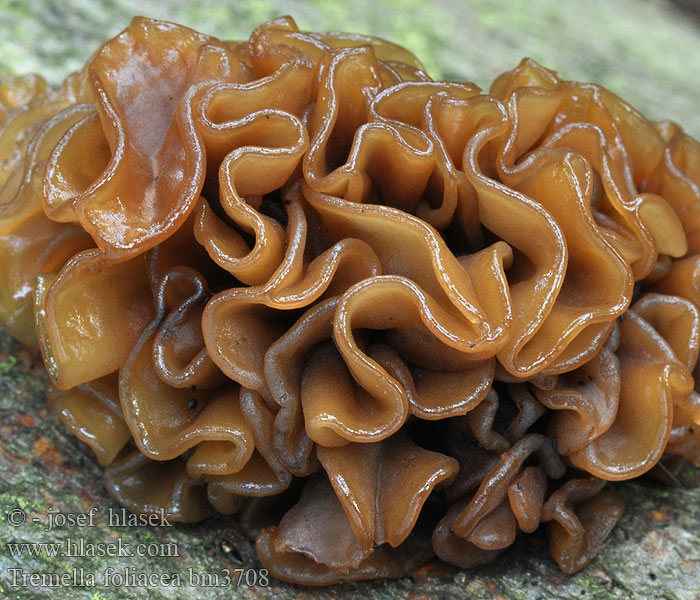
[{"xmin": 2, "ymin": 15, "xmax": 700, "ymax": 585}]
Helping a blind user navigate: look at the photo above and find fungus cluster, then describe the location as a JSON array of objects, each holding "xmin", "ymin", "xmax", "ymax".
[{"xmin": 1, "ymin": 16, "xmax": 699, "ymax": 585}]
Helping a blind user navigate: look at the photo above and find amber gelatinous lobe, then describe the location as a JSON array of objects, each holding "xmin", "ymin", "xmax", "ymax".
[
  {"xmin": 0, "ymin": 103, "xmax": 96, "ymax": 346},
  {"xmin": 491, "ymin": 59, "xmax": 687, "ymax": 275},
  {"xmin": 44, "ymin": 19, "xmax": 211, "ymax": 257},
  {"xmin": 568, "ymin": 305, "xmax": 694, "ymax": 480},
  {"xmin": 535, "ymin": 345, "xmax": 620, "ymax": 456},
  {"xmin": 3, "ymin": 14, "xmax": 700, "ymax": 586},
  {"xmin": 120, "ymin": 267, "xmax": 254, "ymax": 471},
  {"xmin": 317, "ymin": 431, "xmax": 458, "ymax": 550},
  {"xmin": 205, "ymin": 387, "xmax": 292, "ymax": 505},
  {"xmin": 0, "ymin": 73, "xmax": 48, "ymax": 121},
  {"xmin": 48, "ymin": 373, "xmax": 131, "ymax": 466},
  {"xmin": 34, "ymin": 249, "xmax": 155, "ymax": 389},
  {"xmin": 541, "ymin": 477, "xmax": 625, "ymax": 574},
  {"xmin": 104, "ymin": 449, "xmax": 214, "ymax": 522}
]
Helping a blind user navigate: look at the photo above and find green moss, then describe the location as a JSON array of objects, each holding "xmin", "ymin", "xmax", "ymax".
[{"xmin": 0, "ymin": 356, "xmax": 17, "ymax": 375}]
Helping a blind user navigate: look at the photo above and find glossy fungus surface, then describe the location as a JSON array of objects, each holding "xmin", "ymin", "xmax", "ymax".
[{"xmin": 2, "ymin": 16, "xmax": 700, "ymax": 585}]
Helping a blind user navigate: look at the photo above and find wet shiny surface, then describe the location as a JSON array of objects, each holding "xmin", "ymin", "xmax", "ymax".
[{"xmin": 2, "ymin": 15, "xmax": 700, "ymax": 586}]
